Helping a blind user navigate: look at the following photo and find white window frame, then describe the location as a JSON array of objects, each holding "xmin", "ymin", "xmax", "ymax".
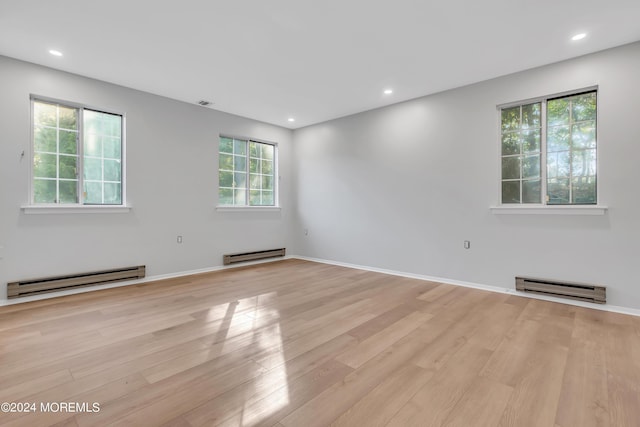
[
  {"xmin": 216, "ymin": 135, "xmax": 279, "ymax": 210},
  {"xmin": 23, "ymin": 95, "xmax": 129, "ymax": 214},
  {"xmin": 491, "ymin": 86, "xmax": 607, "ymax": 215}
]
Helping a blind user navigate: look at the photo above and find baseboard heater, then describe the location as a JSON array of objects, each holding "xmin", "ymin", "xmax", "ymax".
[
  {"xmin": 223, "ymin": 248, "xmax": 286, "ymax": 265},
  {"xmin": 515, "ymin": 276, "xmax": 606, "ymax": 304},
  {"xmin": 7, "ymin": 265, "xmax": 146, "ymax": 299}
]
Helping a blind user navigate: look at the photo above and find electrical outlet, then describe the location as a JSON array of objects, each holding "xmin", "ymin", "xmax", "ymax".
[
  {"xmin": 177, "ymin": 236, "xmax": 183, "ymax": 244},
  {"xmin": 464, "ymin": 240, "xmax": 470, "ymax": 249}
]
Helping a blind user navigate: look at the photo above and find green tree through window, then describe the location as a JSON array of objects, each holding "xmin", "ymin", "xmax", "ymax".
[
  {"xmin": 32, "ymin": 99, "xmax": 123, "ymax": 205},
  {"xmin": 219, "ymin": 136, "xmax": 276, "ymax": 206},
  {"xmin": 500, "ymin": 90, "xmax": 597, "ymax": 205}
]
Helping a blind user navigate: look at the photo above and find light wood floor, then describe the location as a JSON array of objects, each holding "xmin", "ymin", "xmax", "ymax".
[{"xmin": 1, "ymin": 259, "xmax": 639, "ymax": 427}]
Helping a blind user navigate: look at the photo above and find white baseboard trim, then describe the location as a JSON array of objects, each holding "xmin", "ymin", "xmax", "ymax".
[
  {"xmin": 3, "ymin": 254, "xmax": 639, "ymax": 318},
  {"xmin": 0, "ymin": 256, "xmax": 294, "ymax": 306},
  {"xmin": 290, "ymin": 255, "xmax": 640, "ymax": 318}
]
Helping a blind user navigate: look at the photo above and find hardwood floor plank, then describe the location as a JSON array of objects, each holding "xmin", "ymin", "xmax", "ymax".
[
  {"xmin": 605, "ymin": 323, "xmax": 640, "ymax": 426},
  {"xmin": 554, "ymin": 339, "xmax": 609, "ymax": 427},
  {"xmin": 158, "ymin": 416, "xmax": 192, "ymax": 427},
  {"xmin": 496, "ymin": 339, "xmax": 568, "ymax": 427},
  {"xmin": 413, "ymin": 290, "xmax": 494, "ymax": 370},
  {"xmin": 479, "ymin": 319, "xmax": 543, "ymax": 386},
  {"xmin": 417, "ymin": 283, "xmax": 457, "ymax": 302},
  {"xmin": 0, "ymin": 259, "xmax": 638, "ymax": 427},
  {"xmin": 253, "ymin": 312, "xmax": 376, "ymax": 371},
  {"xmin": 0, "ymin": 369, "xmax": 74, "ymax": 402},
  {"xmin": 0, "ymin": 373, "xmax": 148, "ymax": 427},
  {"xmin": 345, "ymin": 301, "xmax": 428, "ymax": 342},
  {"xmin": 442, "ymin": 377, "xmax": 513, "ymax": 427},
  {"xmin": 75, "ymin": 360, "xmax": 265, "ymax": 427},
  {"xmin": 50, "ymin": 418, "xmax": 79, "ymax": 427},
  {"xmin": 281, "ymin": 298, "xmax": 374, "ymax": 342},
  {"xmin": 70, "ymin": 338, "xmax": 209, "ymax": 382},
  {"xmin": 279, "ymin": 327, "xmax": 433, "ymax": 427},
  {"xmin": 465, "ymin": 296, "xmax": 524, "ymax": 351},
  {"xmin": 202, "ymin": 359, "xmax": 353, "ymax": 427},
  {"xmin": 386, "ymin": 341, "xmax": 493, "ymax": 427},
  {"xmin": 330, "ymin": 363, "xmax": 433, "ymax": 427},
  {"xmin": 336, "ymin": 311, "xmax": 432, "ymax": 368},
  {"xmin": 3, "ymin": 415, "xmax": 81, "ymax": 427}
]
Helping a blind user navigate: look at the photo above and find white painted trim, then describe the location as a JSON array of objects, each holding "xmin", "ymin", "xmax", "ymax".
[
  {"xmin": 4, "ymin": 254, "xmax": 638, "ymax": 318},
  {"xmin": 490, "ymin": 205, "xmax": 607, "ymax": 215},
  {"xmin": 0, "ymin": 256, "xmax": 293, "ymax": 306},
  {"xmin": 29, "ymin": 96, "xmax": 127, "ymax": 207},
  {"xmin": 216, "ymin": 206, "xmax": 281, "ymax": 212},
  {"xmin": 290, "ymin": 255, "xmax": 640, "ymax": 317},
  {"xmin": 21, "ymin": 205, "xmax": 132, "ymax": 214},
  {"xmin": 496, "ymin": 85, "xmax": 599, "ymax": 109}
]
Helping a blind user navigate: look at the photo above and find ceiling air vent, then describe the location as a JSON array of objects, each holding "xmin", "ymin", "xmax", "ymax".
[{"xmin": 197, "ymin": 100, "xmax": 213, "ymax": 107}]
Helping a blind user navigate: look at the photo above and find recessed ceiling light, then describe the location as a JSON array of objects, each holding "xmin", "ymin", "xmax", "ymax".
[
  {"xmin": 49, "ymin": 49, "xmax": 63, "ymax": 57},
  {"xmin": 288, "ymin": 118, "xmax": 295, "ymax": 122},
  {"xmin": 571, "ymin": 33, "xmax": 587, "ymax": 41},
  {"xmin": 384, "ymin": 89, "xmax": 393, "ymax": 95}
]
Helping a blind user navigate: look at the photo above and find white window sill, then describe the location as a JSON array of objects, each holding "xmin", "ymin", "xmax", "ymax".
[
  {"xmin": 216, "ymin": 206, "xmax": 281, "ymax": 212},
  {"xmin": 22, "ymin": 205, "xmax": 132, "ymax": 215},
  {"xmin": 490, "ymin": 205, "xmax": 607, "ymax": 215}
]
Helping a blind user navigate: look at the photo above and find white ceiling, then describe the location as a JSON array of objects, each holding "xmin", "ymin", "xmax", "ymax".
[{"xmin": 1, "ymin": 1, "xmax": 640, "ymax": 129}]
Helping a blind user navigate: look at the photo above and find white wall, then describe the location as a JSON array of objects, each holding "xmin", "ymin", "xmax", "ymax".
[
  {"xmin": 3, "ymin": 42, "xmax": 640, "ymax": 310},
  {"xmin": 0, "ymin": 56, "xmax": 293, "ymax": 300},
  {"xmin": 292, "ymin": 42, "xmax": 640, "ymax": 310}
]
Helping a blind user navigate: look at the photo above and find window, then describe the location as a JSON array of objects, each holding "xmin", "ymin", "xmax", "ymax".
[
  {"xmin": 500, "ymin": 90, "xmax": 597, "ymax": 205},
  {"xmin": 218, "ymin": 136, "xmax": 276, "ymax": 206},
  {"xmin": 31, "ymin": 98, "xmax": 124, "ymax": 205}
]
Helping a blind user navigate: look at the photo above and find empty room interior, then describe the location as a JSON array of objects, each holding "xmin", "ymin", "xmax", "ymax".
[{"xmin": 1, "ymin": 1, "xmax": 640, "ymax": 426}]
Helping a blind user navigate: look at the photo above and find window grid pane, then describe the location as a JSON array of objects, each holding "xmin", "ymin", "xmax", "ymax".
[
  {"xmin": 32, "ymin": 101, "xmax": 79, "ymax": 204},
  {"xmin": 32, "ymin": 100, "xmax": 123, "ymax": 206},
  {"xmin": 219, "ymin": 137, "xmax": 276, "ymax": 207},
  {"xmin": 248, "ymin": 142, "xmax": 275, "ymax": 206},
  {"xmin": 500, "ymin": 91, "xmax": 596, "ymax": 206},
  {"xmin": 500, "ymin": 103, "xmax": 542, "ymax": 204},
  {"xmin": 83, "ymin": 110, "xmax": 123, "ymax": 205},
  {"xmin": 219, "ymin": 138, "xmax": 249, "ymax": 206},
  {"xmin": 547, "ymin": 92, "xmax": 597, "ymax": 205}
]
